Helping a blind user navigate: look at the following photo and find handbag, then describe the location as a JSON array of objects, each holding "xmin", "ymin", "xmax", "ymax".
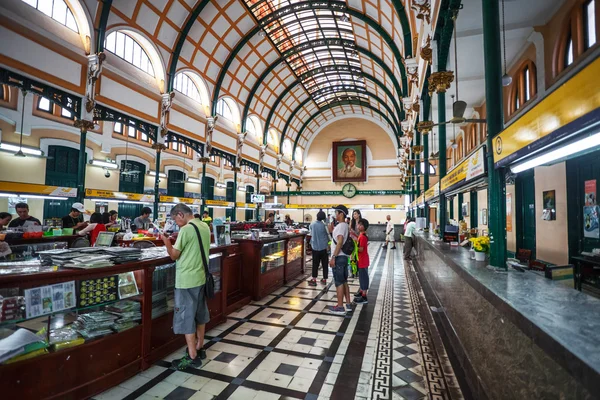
[{"xmin": 191, "ymin": 223, "xmax": 215, "ymax": 299}]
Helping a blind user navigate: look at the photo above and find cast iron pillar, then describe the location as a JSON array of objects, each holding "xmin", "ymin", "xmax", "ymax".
[
  {"xmin": 416, "ymin": 130, "xmax": 421, "ymax": 216},
  {"xmin": 153, "ymin": 148, "xmax": 161, "ymax": 218},
  {"xmin": 200, "ymin": 161, "xmax": 207, "ymax": 212},
  {"xmin": 482, "ymin": 0, "xmax": 507, "ymax": 269},
  {"xmin": 423, "ymin": 131, "xmax": 430, "ymax": 223},
  {"xmin": 438, "ymin": 91, "xmax": 447, "ymax": 237},
  {"xmin": 73, "ymin": 119, "xmax": 94, "ymax": 203},
  {"xmin": 255, "ymin": 174, "xmax": 260, "ymax": 220},
  {"xmin": 232, "ymin": 169, "xmax": 238, "ymax": 220},
  {"xmin": 457, "ymin": 192, "xmax": 464, "ymax": 221}
]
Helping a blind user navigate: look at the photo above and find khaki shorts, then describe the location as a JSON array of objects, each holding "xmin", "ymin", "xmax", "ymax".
[{"xmin": 173, "ymin": 286, "xmax": 210, "ymax": 335}]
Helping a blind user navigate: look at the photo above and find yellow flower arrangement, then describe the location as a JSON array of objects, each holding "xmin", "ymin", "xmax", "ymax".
[{"xmin": 469, "ymin": 236, "xmax": 490, "ymax": 253}]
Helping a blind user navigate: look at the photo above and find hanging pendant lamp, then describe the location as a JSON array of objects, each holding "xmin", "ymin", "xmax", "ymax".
[{"xmin": 501, "ymin": 0, "xmax": 512, "ymax": 86}]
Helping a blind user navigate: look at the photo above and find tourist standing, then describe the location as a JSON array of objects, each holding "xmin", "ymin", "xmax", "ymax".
[
  {"xmin": 161, "ymin": 204, "xmax": 211, "ymax": 370},
  {"xmin": 328, "ymin": 205, "xmax": 352, "ymax": 315},
  {"xmin": 308, "ymin": 210, "xmax": 329, "ymax": 286}
]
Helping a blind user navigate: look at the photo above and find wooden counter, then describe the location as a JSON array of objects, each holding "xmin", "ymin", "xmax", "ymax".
[
  {"xmin": 234, "ymin": 233, "xmax": 306, "ymax": 300},
  {"xmin": 0, "ymin": 243, "xmax": 244, "ymax": 400}
]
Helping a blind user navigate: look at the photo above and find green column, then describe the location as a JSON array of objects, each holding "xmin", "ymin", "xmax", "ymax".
[
  {"xmin": 470, "ymin": 190, "xmax": 478, "ymax": 227},
  {"xmin": 255, "ymin": 174, "xmax": 260, "ymax": 220},
  {"xmin": 438, "ymin": 91, "xmax": 447, "ymax": 236},
  {"xmin": 232, "ymin": 169, "xmax": 237, "ymax": 219},
  {"xmin": 153, "ymin": 150, "xmax": 161, "ymax": 218},
  {"xmin": 424, "ymin": 131, "xmax": 430, "ymax": 224},
  {"xmin": 458, "ymin": 192, "xmax": 464, "ymax": 221},
  {"xmin": 482, "ymin": 0, "xmax": 507, "ymax": 268},
  {"xmin": 77, "ymin": 128, "xmax": 87, "ymax": 203},
  {"xmin": 449, "ymin": 197, "xmax": 454, "ymax": 220},
  {"xmin": 287, "ymin": 184, "xmax": 290, "ymax": 204},
  {"xmin": 201, "ymin": 161, "xmax": 207, "ymax": 212},
  {"xmin": 416, "ymin": 130, "xmax": 421, "ymax": 201}
]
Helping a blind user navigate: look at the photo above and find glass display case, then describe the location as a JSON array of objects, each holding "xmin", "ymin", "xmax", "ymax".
[
  {"xmin": 260, "ymin": 240, "xmax": 286, "ymax": 273},
  {"xmin": 0, "ymin": 267, "xmax": 145, "ymax": 365},
  {"xmin": 287, "ymin": 237, "xmax": 304, "ymax": 263},
  {"xmin": 1, "ymin": 241, "xmax": 69, "ymax": 264}
]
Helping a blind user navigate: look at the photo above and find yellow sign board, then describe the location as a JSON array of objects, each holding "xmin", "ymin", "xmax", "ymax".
[
  {"xmin": 440, "ymin": 147, "xmax": 486, "ymax": 192},
  {"xmin": 374, "ymin": 204, "xmax": 400, "ymax": 209},
  {"xmin": 205, "ymin": 199, "xmax": 234, "ymax": 207},
  {"xmin": 493, "ymin": 57, "xmax": 600, "ymax": 166},
  {"xmin": 85, "ymin": 189, "xmax": 154, "ymax": 202},
  {"xmin": 0, "ymin": 181, "xmax": 77, "ymax": 197},
  {"xmin": 285, "ymin": 204, "xmax": 334, "ymax": 209},
  {"xmin": 424, "ymin": 182, "xmax": 439, "ymax": 202},
  {"xmin": 236, "ymin": 202, "xmax": 256, "ymax": 208},
  {"xmin": 159, "ymin": 196, "xmax": 202, "ymax": 205}
]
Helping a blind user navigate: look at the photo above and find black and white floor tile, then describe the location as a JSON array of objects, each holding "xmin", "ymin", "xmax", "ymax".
[{"xmin": 93, "ymin": 242, "xmax": 464, "ymax": 400}]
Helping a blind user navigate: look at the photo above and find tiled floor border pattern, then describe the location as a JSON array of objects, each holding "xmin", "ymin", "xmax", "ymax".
[
  {"xmin": 329, "ymin": 243, "xmax": 390, "ymax": 398},
  {"xmin": 105, "ymin": 243, "xmax": 385, "ymax": 400},
  {"xmin": 404, "ymin": 259, "xmax": 465, "ymax": 400}
]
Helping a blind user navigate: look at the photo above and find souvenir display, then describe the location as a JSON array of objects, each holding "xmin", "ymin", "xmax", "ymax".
[{"xmin": 77, "ymin": 276, "xmax": 118, "ymax": 308}]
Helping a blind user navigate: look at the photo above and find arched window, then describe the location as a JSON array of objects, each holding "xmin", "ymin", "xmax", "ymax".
[
  {"xmin": 268, "ymin": 129, "xmax": 279, "ymax": 152},
  {"xmin": 173, "ymin": 72, "xmax": 201, "ymax": 103},
  {"xmin": 565, "ymin": 35, "xmax": 574, "ymax": 68},
  {"xmin": 282, "ymin": 139, "xmax": 292, "ymax": 159},
  {"xmin": 510, "ymin": 60, "xmax": 537, "ymax": 115},
  {"xmin": 294, "ymin": 147, "xmax": 303, "ymax": 163},
  {"xmin": 105, "ymin": 31, "xmax": 155, "ymax": 76},
  {"xmin": 555, "ymin": 0, "xmax": 598, "ymax": 75},
  {"xmin": 22, "ymin": 0, "xmax": 78, "ymax": 32},
  {"xmin": 585, "ymin": 0, "xmax": 597, "ymax": 49},
  {"xmin": 246, "ymin": 116, "xmax": 263, "ymax": 143},
  {"xmin": 216, "ymin": 98, "xmax": 234, "ymax": 122}
]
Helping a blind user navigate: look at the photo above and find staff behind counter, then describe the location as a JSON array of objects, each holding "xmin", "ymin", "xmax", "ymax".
[
  {"xmin": 7, "ymin": 203, "xmax": 41, "ymax": 227},
  {"xmin": 61, "ymin": 202, "xmax": 88, "ymax": 230}
]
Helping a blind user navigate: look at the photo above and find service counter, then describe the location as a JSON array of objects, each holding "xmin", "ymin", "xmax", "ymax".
[
  {"xmin": 412, "ymin": 233, "xmax": 600, "ymax": 400},
  {"xmin": 0, "ymin": 243, "xmax": 245, "ymax": 400},
  {"xmin": 233, "ymin": 233, "xmax": 306, "ymax": 300},
  {"xmin": 367, "ymin": 223, "xmax": 404, "ymax": 242}
]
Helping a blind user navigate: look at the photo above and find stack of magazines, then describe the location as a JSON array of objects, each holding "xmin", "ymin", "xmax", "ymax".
[
  {"xmin": 73, "ymin": 311, "xmax": 117, "ymax": 339},
  {"xmin": 106, "ymin": 300, "xmax": 141, "ymax": 332},
  {"xmin": 103, "ymin": 247, "xmax": 142, "ymax": 264}
]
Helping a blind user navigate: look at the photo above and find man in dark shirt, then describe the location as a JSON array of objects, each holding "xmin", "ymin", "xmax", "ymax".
[
  {"xmin": 8, "ymin": 203, "xmax": 41, "ymax": 227},
  {"xmin": 61, "ymin": 202, "xmax": 88, "ymax": 230}
]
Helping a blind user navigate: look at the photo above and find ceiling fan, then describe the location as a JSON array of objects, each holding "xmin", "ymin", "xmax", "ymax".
[
  {"xmin": 120, "ymin": 127, "xmax": 141, "ymax": 176},
  {"xmin": 432, "ymin": 12, "xmax": 486, "ymax": 128}
]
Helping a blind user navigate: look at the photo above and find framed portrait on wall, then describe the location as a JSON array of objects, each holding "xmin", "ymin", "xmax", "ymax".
[{"xmin": 332, "ymin": 140, "xmax": 367, "ymax": 182}]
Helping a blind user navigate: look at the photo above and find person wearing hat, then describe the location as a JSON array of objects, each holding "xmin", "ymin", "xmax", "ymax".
[
  {"xmin": 61, "ymin": 202, "xmax": 88, "ymax": 230},
  {"xmin": 327, "ymin": 204, "xmax": 353, "ymax": 315}
]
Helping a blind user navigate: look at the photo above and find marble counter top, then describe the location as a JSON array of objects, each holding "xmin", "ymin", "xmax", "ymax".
[{"xmin": 414, "ymin": 232, "xmax": 600, "ymax": 388}]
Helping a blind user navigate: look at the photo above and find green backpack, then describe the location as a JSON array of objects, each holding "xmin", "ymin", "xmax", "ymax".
[{"xmin": 349, "ymin": 240, "xmax": 359, "ymax": 275}]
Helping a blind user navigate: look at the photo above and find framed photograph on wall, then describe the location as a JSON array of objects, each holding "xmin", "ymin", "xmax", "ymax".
[
  {"xmin": 462, "ymin": 202, "xmax": 469, "ymax": 217},
  {"xmin": 332, "ymin": 140, "xmax": 367, "ymax": 182},
  {"xmin": 542, "ymin": 190, "xmax": 556, "ymax": 221}
]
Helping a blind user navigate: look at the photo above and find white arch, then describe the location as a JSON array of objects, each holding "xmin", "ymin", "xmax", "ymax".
[
  {"xmin": 174, "ymin": 69, "xmax": 210, "ymax": 111},
  {"xmin": 115, "ymin": 154, "xmax": 150, "ymax": 171},
  {"xmin": 65, "ymin": 0, "xmax": 94, "ymax": 53},
  {"xmin": 39, "ymin": 137, "xmax": 93, "ymax": 161},
  {"xmin": 303, "ymin": 114, "xmax": 398, "ymax": 162},
  {"xmin": 104, "ymin": 27, "xmax": 167, "ymax": 92},
  {"xmin": 216, "ymin": 96, "xmax": 241, "ymax": 128}
]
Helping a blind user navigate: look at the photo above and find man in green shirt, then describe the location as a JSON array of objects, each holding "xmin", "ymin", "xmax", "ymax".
[{"xmin": 162, "ymin": 203, "xmax": 211, "ymax": 370}]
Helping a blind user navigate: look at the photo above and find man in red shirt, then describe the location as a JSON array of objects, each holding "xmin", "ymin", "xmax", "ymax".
[{"xmin": 354, "ymin": 219, "xmax": 370, "ymax": 304}]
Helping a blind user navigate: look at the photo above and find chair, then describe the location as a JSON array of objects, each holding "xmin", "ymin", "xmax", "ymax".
[
  {"xmin": 516, "ymin": 249, "xmax": 532, "ymax": 265},
  {"xmin": 132, "ymin": 240, "xmax": 156, "ymax": 249},
  {"xmin": 70, "ymin": 237, "xmax": 90, "ymax": 248}
]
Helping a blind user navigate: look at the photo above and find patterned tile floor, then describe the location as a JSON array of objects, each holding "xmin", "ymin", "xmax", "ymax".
[{"xmin": 93, "ymin": 242, "xmax": 464, "ymax": 400}]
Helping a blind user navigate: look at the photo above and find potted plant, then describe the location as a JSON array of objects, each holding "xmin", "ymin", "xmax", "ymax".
[{"xmin": 469, "ymin": 236, "xmax": 490, "ymax": 261}]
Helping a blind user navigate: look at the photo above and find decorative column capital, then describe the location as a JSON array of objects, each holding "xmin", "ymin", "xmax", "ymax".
[
  {"xmin": 74, "ymin": 119, "xmax": 95, "ymax": 132},
  {"xmin": 417, "ymin": 121, "xmax": 434, "ymax": 134},
  {"xmin": 428, "ymin": 71, "xmax": 454, "ymax": 94}
]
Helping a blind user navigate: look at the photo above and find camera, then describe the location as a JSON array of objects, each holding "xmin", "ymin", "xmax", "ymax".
[{"xmin": 104, "ymin": 169, "xmax": 111, "ymax": 178}]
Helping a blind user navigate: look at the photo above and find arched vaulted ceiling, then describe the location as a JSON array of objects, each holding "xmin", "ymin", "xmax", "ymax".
[{"xmin": 98, "ymin": 0, "xmax": 419, "ymax": 160}]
